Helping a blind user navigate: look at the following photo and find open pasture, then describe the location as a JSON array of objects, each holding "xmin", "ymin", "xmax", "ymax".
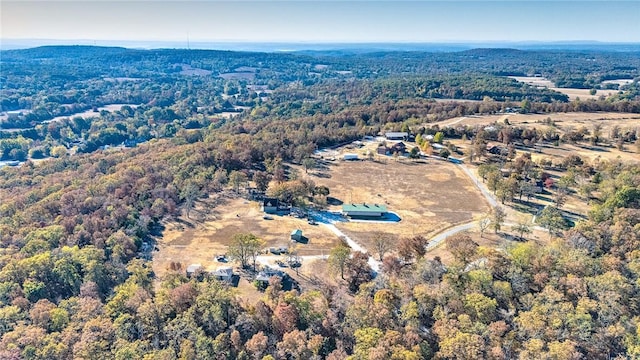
[
  {"xmin": 310, "ymin": 159, "xmax": 490, "ymax": 250},
  {"xmin": 153, "ymin": 197, "xmax": 340, "ymax": 278}
]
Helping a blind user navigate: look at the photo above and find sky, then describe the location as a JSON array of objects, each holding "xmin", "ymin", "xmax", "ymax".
[{"xmin": 1, "ymin": 1, "xmax": 639, "ymax": 44}]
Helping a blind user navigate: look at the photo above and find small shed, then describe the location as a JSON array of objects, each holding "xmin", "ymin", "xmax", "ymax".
[
  {"xmin": 343, "ymin": 153, "xmax": 359, "ymax": 161},
  {"xmin": 186, "ymin": 264, "xmax": 203, "ymax": 277},
  {"xmin": 290, "ymin": 229, "xmax": 303, "ymax": 242},
  {"xmin": 211, "ymin": 267, "xmax": 233, "ymax": 282}
]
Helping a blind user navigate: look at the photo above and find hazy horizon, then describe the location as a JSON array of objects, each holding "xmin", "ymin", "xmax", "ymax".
[{"xmin": 2, "ymin": 1, "xmax": 639, "ymax": 44}]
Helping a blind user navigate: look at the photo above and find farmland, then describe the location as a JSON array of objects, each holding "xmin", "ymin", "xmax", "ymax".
[
  {"xmin": 509, "ymin": 76, "xmax": 627, "ymax": 99},
  {"xmin": 309, "ymin": 159, "xmax": 489, "ymax": 249}
]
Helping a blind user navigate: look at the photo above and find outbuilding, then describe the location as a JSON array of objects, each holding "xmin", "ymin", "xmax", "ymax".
[
  {"xmin": 186, "ymin": 264, "xmax": 203, "ymax": 277},
  {"xmin": 262, "ymin": 198, "xmax": 280, "ymax": 213},
  {"xmin": 211, "ymin": 267, "xmax": 234, "ymax": 283},
  {"xmin": 342, "ymin": 203, "xmax": 388, "ymax": 218},
  {"xmin": 385, "ymin": 132, "xmax": 409, "ymax": 141},
  {"xmin": 290, "ymin": 229, "xmax": 303, "ymax": 242}
]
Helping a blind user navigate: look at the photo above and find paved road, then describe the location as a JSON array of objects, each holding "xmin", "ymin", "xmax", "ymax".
[
  {"xmin": 426, "ymin": 221, "xmax": 478, "ymax": 251},
  {"xmin": 459, "ymin": 164, "xmax": 498, "ymax": 207}
]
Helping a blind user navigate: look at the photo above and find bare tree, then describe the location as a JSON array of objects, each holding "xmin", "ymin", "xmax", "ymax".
[
  {"xmin": 180, "ymin": 181, "xmax": 199, "ymax": 219},
  {"xmin": 372, "ymin": 231, "xmax": 393, "ymax": 261},
  {"xmin": 478, "ymin": 216, "xmax": 491, "ymax": 238}
]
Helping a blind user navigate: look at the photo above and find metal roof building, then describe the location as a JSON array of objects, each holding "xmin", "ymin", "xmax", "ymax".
[{"xmin": 342, "ymin": 203, "xmax": 388, "ymax": 218}]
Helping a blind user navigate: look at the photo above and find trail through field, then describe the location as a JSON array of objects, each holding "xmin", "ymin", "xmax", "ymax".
[
  {"xmin": 444, "ymin": 116, "xmax": 467, "ymax": 126},
  {"xmin": 310, "ymin": 210, "xmax": 381, "ymax": 272}
]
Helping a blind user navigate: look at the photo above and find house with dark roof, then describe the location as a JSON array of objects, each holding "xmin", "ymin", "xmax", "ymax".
[
  {"xmin": 377, "ymin": 144, "xmax": 389, "ymax": 155},
  {"xmin": 390, "ymin": 142, "xmax": 407, "ymax": 154},
  {"xmin": 342, "ymin": 203, "xmax": 388, "ymax": 218}
]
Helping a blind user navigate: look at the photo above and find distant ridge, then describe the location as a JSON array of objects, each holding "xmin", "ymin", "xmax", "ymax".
[{"xmin": 2, "ymin": 39, "xmax": 640, "ymax": 53}]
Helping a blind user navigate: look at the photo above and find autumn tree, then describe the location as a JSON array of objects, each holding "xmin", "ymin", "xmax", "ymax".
[
  {"xmin": 447, "ymin": 232, "xmax": 478, "ymax": 264},
  {"xmin": 345, "ymin": 251, "xmax": 373, "ymax": 293},
  {"xmin": 398, "ymin": 235, "xmax": 429, "ymax": 262},
  {"xmin": 253, "ymin": 171, "xmax": 271, "ymax": 193}
]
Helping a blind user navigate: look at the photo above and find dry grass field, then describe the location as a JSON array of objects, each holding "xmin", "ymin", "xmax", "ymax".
[
  {"xmin": 508, "ymin": 76, "xmax": 623, "ymax": 100},
  {"xmin": 432, "ymin": 112, "xmax": 640, "ymax": 163},
  {"xmin": 550, "ymin": 87, "xmax": 620, "ymax": 100},
  {"xmin": 508, "ymin": 76, "xmax": 555, "ymax": 88},
  {"xmin": 153, "ymin": 196, "xmax": 340, "ymax": 278},
  {"xmin": 309, "ymin": 159, "xmax": 490, "ymax": 250}
]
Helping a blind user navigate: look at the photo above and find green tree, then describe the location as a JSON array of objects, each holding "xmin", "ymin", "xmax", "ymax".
[
  {"xmin": 433, "ymin": 132, "xmax": 445, "ymax": 144},
  {"xmin": 511, "ymin": 221, "xmax": 531, "ymax": 240},
  {"xmin": 229, "ymin": 171, "xmax": 248, "ymax": 193},
  {"xmin": 329, "ymin": 243, "xmax": 351, "ymax": 280},
  {"xmin": 538, "ymin": 206, "xmax": 565, "ymax": 238},
  {"xmin": 228, "ymin": 233, "xmax": 264, "ymax": 270},
  {"xmin": 491, "ymin": 206, "xmax": 506, "ymax": 233},
  {"xmin": 477, "ymin": 164, "xmax": 497, "ymax": 183},
  {"xmin": 302, "ymin": 157, "xmax": 316, "ymax": 173}
]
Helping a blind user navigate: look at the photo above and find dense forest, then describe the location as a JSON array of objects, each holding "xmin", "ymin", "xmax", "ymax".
[{"xmin": 0, "ymin": 46, "xmax": 639, "ymax": 359}]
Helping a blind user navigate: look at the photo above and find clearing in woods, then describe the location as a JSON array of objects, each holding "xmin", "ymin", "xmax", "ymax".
[
  {"xmin": 153, "ymin": 196, "xmax": 341, "ymax": 278},
  {"xmin": 429, "ymin": 112, "xmax": 640, "ymax": 163},
  {"xmin": 508, "ymin": 76, "xmax": 622, "ymax": 100},
  {"xmin": 308, "ymin": 159, "xmax": 490, "ymax": 252}
]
